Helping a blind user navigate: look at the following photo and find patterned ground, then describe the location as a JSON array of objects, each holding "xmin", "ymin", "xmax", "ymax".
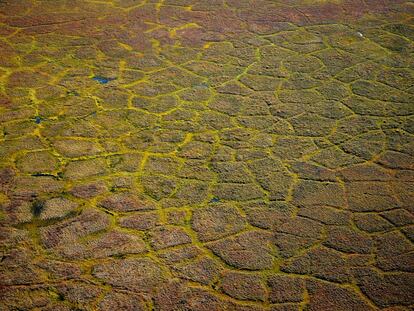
[{"xmin": 1, "ymin": 0, "xmax": 413, "ymax": 310}]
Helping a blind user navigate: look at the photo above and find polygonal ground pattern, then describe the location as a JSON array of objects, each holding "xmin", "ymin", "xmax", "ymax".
[{"xmin": 0, "ymin": 0, "xmax": 413, "ymax": 310}]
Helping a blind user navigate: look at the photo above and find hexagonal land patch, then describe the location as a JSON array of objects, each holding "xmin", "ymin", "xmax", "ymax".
[
  {"xmin": 92, "ymin": 258, "xmax": 166, "ymax": 292},
  {"xmin": 207, "ymin": 231, "xmax": 274, "ymax": 270}
]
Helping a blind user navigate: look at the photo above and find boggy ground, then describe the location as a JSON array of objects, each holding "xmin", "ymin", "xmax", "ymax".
[{"xmin": 0, "ymin": 0, "xmax": 413, "ymax": 310}]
